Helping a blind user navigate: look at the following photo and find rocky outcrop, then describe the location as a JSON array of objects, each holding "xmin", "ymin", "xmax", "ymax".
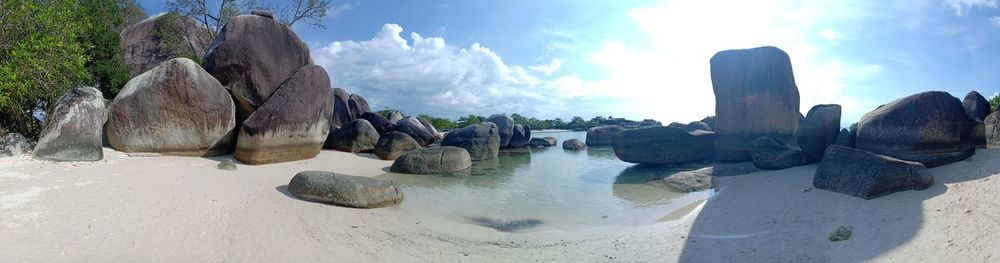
[
  {"xmin": 288, "ymin": 171, "xmax": 403, "ymax": 208},
  {"xmin": 750, "ymin": 136, "xmax": 807, "ymax": 170},
  {"xmin": 710, "ymin": 46, "xmax": 800, "ymax": 162},
  {"xmin": 390, "ymin": 147, "xmax": 472, "ymax": 174},
  {"xmin": 374, "ymin": 131, "xmax": 422, "ymax": 160},
  {"xmin": 441, "ymin": 123, "xmax": 500, "ymax": 161},
  {"xmin": 396, "ymin": 116, "xmax": 437, "ymax": 146},
  {"xmin": 813, "ymin": 145, "xmax": 934, "ymax": 199},
  {"xmin": 797, "ymin": 104, "xmax": 841, "ymax": 160},
  {"xmin": 586, "ymin": 125, "xmax": 626, "ymax": 146},
  {"xmin": 359, "ymin": 112, "xmax": 395, "ymax": 135},
  {"xmin": 106, "ymin": 58, "xmax": 235, "ymax": 156},
  {"xmin": 120, "ymin": 13, "xmax": 213, "ymax": 76},
  {"xmin": 509, "ymin": 124, "xmax": 531, "ymax": 148},
  {"xmin": 835, "ymin": 129, "xmax": 854, "ymax": 147},
  {"xmin": 487, "ymin": 114, "xmax": 514, "ymax": 146},
  {"xmin": 612, "ymin": 127, "xmax": 715, "ymax": 164},
  {"xmin": 562, "ymin": 138, "xmax": 586, "ymax": 150},
  {"xmin": 324, "ymin": 119, "xmax": 379, "ymax": 153},
  {"xmin": 235, "ymin": 65, "xmax": 332, "ymax": 165},
  {"xmin": 854, "ymin": 91, "xmax": 975, "ymax": 167},
  {"xmin": 986, "ymin": 112, "xmax": 1000, "ymax": 149},
  {"xmin": 963, "ymin": 91, "xmax": 991, "ymax": 122},
  {"xmin": 1, "ymin": 133, "xmax": 34, "ymax": 157},
  {"xmin": 32, "ymin": 87, "xmax": 107, "ymax": 161}
]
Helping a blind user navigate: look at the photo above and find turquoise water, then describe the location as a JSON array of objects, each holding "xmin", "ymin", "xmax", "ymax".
[{"xmin": 377, "ymin": 131, "xmax": 710, "ymax": 232}]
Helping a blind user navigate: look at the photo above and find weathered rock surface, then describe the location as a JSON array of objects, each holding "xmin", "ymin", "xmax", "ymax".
[
  {"xmin": 374, "ymin": 132, "xmax": 422, "ymax": 160},
  {"xmin": 854, "ymin": 91, "xmax": 975, "ymax": 167},
  {"xmin": 359, "ymin": 112, "xmax": 395, "ymax": 135},
  {"xmin": 963, "ymin": 91, "xmax": 991, "ymax": 122},
  {"xmin": 987, "ymin": 112, "xmax": 1000, "ymax": 149},
  {"xmin": 324, "ymin": 119, "xmax": 379, "ymax": 153},
  {"xmin": 348, "ymin": 94, "xmax": 370, "ymax": 121},
  {"xmin": 288, "ymin": 171, "xmax": 403, "ymax": 208},
  {"xmin": 750, "ymin": 136, "xmax": 807, "ymax": 170},
  {"xmin": 662, "ymin": 163, "xmax": 760, "ymax": 192},
  {"xmin": 813, "ymin": 145, "xmax": 934, "ymax": 199},
  {"xmin": 106, "ymin": 58, "xmax": 235, "ymax": 156},
  {"xmin": 562, "ymin": 138, "xmax": 586, "ymax": 150},
  {"xmin": 509, "ymin": 124, "xmax": 531, "ymax": 148},
  {"xmin": 710, "ymin": 46, "xmax": 800, "ymax": 162},
  {"xmin": 235, "ymin": 65, "xmax": 332, "ymax": 165},
  {"xmin": 396, "ymin": 116, "xmax": 437, "ymax": 146},
  {"xmin": 1, "ymin": 133, "xmax": 34, "ymax": 157},
  {"xmin": 33, "ymin": 87, "xmax": 107, "ymax": 161},
  {"xmin": 586, "ymin": 125, "xmax": 626, "ymax": 146},
  {"xmin": 418, "ymin": 117, "xmax": 443, "ymax": 141},
  {"xmin": 388, "ymin": 111, "xmax": 404, "ymax": 125},
  {"xmin": 612, "ymin": 127, "xmax": 715, "ymax": 164},
  {"xmin": 390, "ymin": 147, "xmax": 472, "ymax": 174},
  {"xmin": 330, "ymin": 88, "xmax": 352, "ymax": 128},
  {"xmin": 835, "ymin": 129, "xmax": 854, "ymax": 147},
  {"xmin": 120, "ymin": 13, "xmax": 213, "ymax": 76},
  {"xmin": 487, "ymin": 114, "xmax": 515, "ymax": 146},
  {"xmin": 441, "ymin": 123, "xmax": 500, "ymax": 161},
  {"xmin": 797, "ymin": 104, "xmax": 841, "ymax": 160}
]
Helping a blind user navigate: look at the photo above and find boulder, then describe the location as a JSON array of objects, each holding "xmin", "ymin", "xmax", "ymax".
[
  {"xmin": 750, "ymin": 136, "xmax": 807, "ymax": 170},
  {"xmin": 202, "ymin": 14, "xmax": 311, "ymax": 120},
  {"xmin": 662, "ymin": 163, "xmax": 760, "ymax": 193},
  {"xmin": 348, "ymin": 94, "xmax": 370, "ymax": 122},
  {"xmin": 487, "ymin": 114, "xmax": 515, "ymax": 146},
  {"xmin": 235, "ymin": 65, "xmax": 332, "ymax": 165},
  {"xmin": 586, "ymin": 125, "xmax": 626, "ymax": 146},
  {"xmin": 710, "ymin": 46, "xmax": 800, "ymax": 162},
  {"xmin": 418, "ymin": 117, "xmax": 443, "ymax": 141},
  {"xmin": 374, "ymin": 131, "xmax": 422, "ymax": 160},
  {"xmin": 1, "ymin": 133, "xmax": 34, "ymax": 157},
  {"xmin": 32, "ymin": 87, "xmax": 107, "ymax": 161},
  {"xmin": 441, "ymin": 123, "xmax": 500, "ymax": 161},
  {"xmin": 562, "ymin": 138, "xmax": 586, "ymax": 150},
  {"xmin": 986, "ymin": 112, "xmax": 1000, "ymax": 149},
  {"xmin": 834, "ymin": 129, "xmax": 854, "ymax": 147},
  {"xmin": 388, "ymin": 111, "xmax": 404, "ymax": 125},
  {"xmin": 120, "ymin": 13, "xmax": 213, "ymax": 76},
  {"xmin": 106, "ymin": 58, "xmax": 235, "ymax": 156},
  {"xmin": 288, "ymin": 171, "xmax": 403, "ymax": 208},
  {"xmin": 359, "ymin": 112, "xmax": 395, "ymax": 135},
  {"xmin": 509, "ymin": 124, "xmax": 531, "ymax": 148},
  {"xmin": 330, "ymin": 88, "xmax": 352, "ymax": 127},
  {"xmin": 796, "ymin": 104, "xmax": 841, "ymax": 160},
  {"xmin": 324, "ymin": 119, "xmax": 379, "ymax": 153},
  {"xmin": 612, "ymin": 127, "xmax": 715, "ymax": 164},
  {"xmin": 397, "ymin": 116, "xmax": 437, "ymax": 146},
  {"xmin": 813, "ymin": 145, "xmax": 934, "ymax": 199},
  {"xmin": 390, "ymin": 147, "xmax": 472, "ymax": 174},
  {"xmin": 700, "ymin": 116, "xmax": 718, "ymax": 130},
  {"xmin": 963, "ymin": 91, "xmax": 991, "ymax": 122},
  {"xmin": 854, "ymin": 91, "xmax": 975, "ymax": 167},
  {"xmin": 529, "ymin": 137, "xmax": 557, "ymax": 147},
  {"xmin": 686, "ymin": 121, "xmax": 712, "ymax": 131}
]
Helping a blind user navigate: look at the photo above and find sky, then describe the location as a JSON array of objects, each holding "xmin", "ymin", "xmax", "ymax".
[{"xmin": 139, "ymin": 0, "xmax": 1000, "ymax": 125}]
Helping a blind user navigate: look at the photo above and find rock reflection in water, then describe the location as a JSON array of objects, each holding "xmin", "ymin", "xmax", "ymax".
[{"xmin": 468, "ymin": 217, "xmax": 544, "ymax": 232}]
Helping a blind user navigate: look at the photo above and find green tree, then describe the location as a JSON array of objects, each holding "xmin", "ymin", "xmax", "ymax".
[
  {"xmin": 457, "ymin": 115, "xmax": 482, "ymax": 127},
  {"xmin": 166, "ymin": 0, "xmax": 332, "ymax": 39},
  {"xmin": 80, "ymin": 0, "xmax": 135, "ymax": 99},
  {"xmin": 418, "ymin": 114, "xmax": 458, "ymax": 130},
  {"xmin": 989, "ymin": 93, "xmax": 1000, "ymax": 112},
  {"xmin": 377, "ymin": 107, "xmax": 397, "ymax": 119}
]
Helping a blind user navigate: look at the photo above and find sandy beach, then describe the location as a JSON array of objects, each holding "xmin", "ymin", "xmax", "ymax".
[{"xmin": 3, "ymin": 147, "xmax": 1000, "ymax": 262}]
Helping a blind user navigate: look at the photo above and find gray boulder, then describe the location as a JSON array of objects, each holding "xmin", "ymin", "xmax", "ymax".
[
  {"xmin": 813, "ymin": 145, "xmax": 934, "ymax": 199},
  {"xmin": 359, "ymin": 112, "xmax": 395, "ymax": 135},
  {"xmin": 562, "ymin": 138, "xmax": 586, "ymax": 150},
  {"xmin": 397, "ymin": 116, "xmax": 437, "ymax": 146},
  {"xmin": 330, "ymin": 88, "xmax": 352, "ymax": 128},
  {"xmin": 120, "ymin": 13, "xmax": 213, "ymax": 76},
  {"xmin": 288, "ymin": 171, "xmax": 403, "ymax": 208},
  {"xmin": 441, "ymin": 123, "xmax": 500, "ymax": 161},
  {"xmin": 750, "ymin": 136, "xmax": 807, "ymax": 170},
  {"xmin": 33, "ymin": 87, "xmax": 107, "ymax": 161},
  {"xmin": 217, "ymin": 159, "xmax": 237, "ymax": 170},
  {"xmin": 390, "ymin": 147, "xmax": 472, "ymax": 174},
  {"xmin": 662, "ymin": 163, "xmax": 759, "ymax": 193},
  {"xmin": 986, "ymin": 112, "xmax": 1000, "ymax": 149},
  {"xmin": 854, "ymin": 91, "xmax": 975, "ymax": 167},
  {"xmin": 963, "ymin": 91, "xmax": 991, "ymax": 122},
  {"xmin": 348, "ymin": 94, "xmax": 370, "ymax": 122},
  {"xmin": 834, "ymin": 128, "xmax": 854, "ymax": 147},
  {"xmin": 374, "ymin": 131, "xmax": 422, "ymax": 160},
  {"xmin": 487, "ymin": 114, "xmax": 515, "ymax": 146},
  {"xmin": 796, "ymin": 104, "xmax": 841, "ymax": 160},
  {"xmin": 612, "ymin": 127, "xmax": 715, "ymax": 164},
  {"xmin": 529, "ymin": 137, "xmax": 558, "ymax": 147},
  {"xmin": 324, "ymin": 119, "xmax": 379, "ymax": 153},
  {"xmin": 509, "ymin": 124, "xmax": 531, "ymax": 148},
  {"xmin": 586, "ymin": 125, "xmax": 626, "ymax": 146},
  {"xmin": 417, "ymin": 117, "xmax": 443, "ymax": 141},
  {"xmin": 1, "ymin": 133, "xmax": 34, "ymax": 157},
  {"xmin": 388, "ymin": 111, "xmax": 404, "ymax": 125}
]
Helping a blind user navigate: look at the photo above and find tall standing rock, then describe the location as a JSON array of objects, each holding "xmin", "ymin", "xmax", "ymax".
[
  {"xmin": 330, "ymin": 88, "xmax": 352, "ymax": 128},
  {"xmin": 487, "ymin": 114, "xmax": 514, "ymax": 146},
  {"xmin": 235, "ymin": 65, "xmax": 332, "ymax": 165},
  {"xmin": 854, "ymin": 91, "xmax": 974, "ymax": 167},
  {"xmin": 612, "ymin": 127, "xmax": 715, "ymax": 164},
  {"xmin": 106, "ymin": 58, "xmax": 235, "ymax": 156},
  {"xmin": 33, "ymin": 87, "xmax": 107, "ymax": 161},
  {"xmin": 963, "ymin": 91, "xmax": 991, "ymax": 122},
  {"xmin": 796, "ymin": 104, "xmax": 841, "ymax": 160},
  {"xmin": 509, "ymin": 124, "xmax": 531, "ymax": 148},
  {"xmin": 441, "ymin": 123, "xmax": 501, "ymax": 161},
  {"xmin": 710, "ymin": 46, "xmax": 800, "ymax": 162},
  {"xmin": 348, "ymin": 94, "xmax": 371, "ymax": 121},
  {"xmin": 586, "ymin": 125, "xmax": 626, "ymax": 146},
  {"xmin": 120, "ymin": 13, "xmax": 213, "ymax": 77}
]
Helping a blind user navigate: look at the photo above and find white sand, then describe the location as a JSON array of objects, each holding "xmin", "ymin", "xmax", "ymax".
[{"xmin": 2, "ymin": 147, "xmax": 999, "ymax": 262}]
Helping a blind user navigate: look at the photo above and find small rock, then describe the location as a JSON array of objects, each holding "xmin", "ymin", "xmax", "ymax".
[
  {"xmin": 218, "ymin": 159, "xmax": 237, "ymax": 170},
  {"xmin": 829, "ymin": 226, "xmax": 852, "ymax": 242}
]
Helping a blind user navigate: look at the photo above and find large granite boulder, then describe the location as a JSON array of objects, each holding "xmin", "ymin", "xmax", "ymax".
[
  {"xmin": 359, "ymin": 112, "xmax": 395, "ymax": 135},
  {"xmin": 202, "ymin": 13, "xmax": 311, "ymax": 120},
  {"xmin": 529, "ymin": 137, "xmax": 558, "ymax": 147},
  {"xmin": 854, "ymin": 91, "xmax": 975, "ymax": 167},
  {"xmin": 388, "ymin": 111, "xmax": 404, "ymax": 125},
  {"xmin": 396, "ymin": 116, "xmax": 437, "ymax": 146},
  {"xmin": 586, "ymin": 125, "xmax": 626, "ymax": 146},
  {"xmin": 374, "ymin": 132, "xmax": 422, "ymax": 160},
  {"xmin": 33, "ymin": 87, "xmax": 107, "ymax": 161},
  {"xmin": 662, "ymin": 163, "xmax": 760, "ymax": 192},
  {"xmin": 612, "ymin": 127, "xmax": 715, "ymax": 164},
  {"xmin": 235, "ymin": 65, "xmax": 332, "ymax": 165},
  {"xmin": 106, "ymin": 58, "xmax": 235, "ymax": 156},
  {"xmin": 348, "ymin": 94, "xmax": 371, "ymax": 122},
  {"xmin": 835, "ymin": 128, "xmax": 854, "ymax": 147},
  {"xmin": 986, "ymin": 112, "xmax": 1000, "ymax": 149},
  {"xmin": 330, "ymin": 88, "xmax": 352, "ymax": 127},
  {"xmin": 390, "ymin": 147, "xmax": 472, "ymax": 174},
  {"xmin": 509, "ymin": 124, "xmax": 531, "ymax": 148},
  {"xmin": 710, "ymin": 46, "xmax": 800, "ymax": 162},
  {"xmin": 963, "ymin": 91, "xmax": 991, "ymax": 122},
  {"xmin": 750, "ymin": 136, "xmax": 807, "ymax": 170},
  {"xmin": 813, "ymin": 145, "xmax": 934, "ymax": 199},
  {"xmin": 120, "ymin": 13, "xmax": 213, "ymax": 77},
  {"xmin": 1, "ymin": 133, "xmax": 34, "ymax": 157},
  {"xmin": 562, "ymin": 138, "xmax": 586, "ymax": 150},
  {"xmin": 324, "ymin": 119, "xmax": 379, "ymax": 153},
  {"xmin": 418, "ymin": 117, "xmax": 443, "ymax": 141},
  {"xmin": 796, "ymin": 104, "xmax": 841, "ymax": 160},
  {"xmin": 487, "ymin": 114, "xmax": 515, "ymax": 146},
  {"xmin": 441, "ymin": 123, "xmax": 500, "ymax": 161},
  {"xmin": 288, "ymin": 171, "xmax": 403, "ymax": 208}
]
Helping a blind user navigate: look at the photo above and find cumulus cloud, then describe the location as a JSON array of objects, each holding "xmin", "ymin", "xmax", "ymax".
[
  {"xmin": 944, "ymin": 0, "xmax": 998, "ymax": 15},
  {"xmin": 529, "ymin": 59, "xmax": 563, "ymax": 76}
]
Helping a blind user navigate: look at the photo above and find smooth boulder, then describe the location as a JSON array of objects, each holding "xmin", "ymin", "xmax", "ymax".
[
  {"xmin": 374, "ymin": 132, "xmax": 422, "ymax": 160},
  {"xmin": 562, "ymin": 138, "xmax": 586, "ymax": 150},
  {"xmin": 612, "ymin": 127, "xmax": 715, "ymax": 164},
  {"xmin": 509, "ymin": 124, "xmax": 531, "ymax": 148},
  {"xmin": 388, "ymin": 111, "xmax": 404, "ymax": 125},
  {"xmin": 963, "ymin": 91, "xmax": 991, "ymax": 122},
  {"xmin": 487, "ymin": 114, "xmax": 515, "ymax": 146},
  {"xmin": 288, "ymin": 171, "xmax": 403, "ymax": 208},
  {"xmin": 586, "ymin": 125, "xmax": 626, "ymax": 146},
  {"xmin": 120, "ymin": 13, "xmax": 213, "ymax": 76},
  {"xmin": 396, "ymin": 116, "xmax": 437, "ymax": 146},
  {"xmin": 390, "ymin": 147, "xmax": 472, "ymax": 174},
  {"xmin": 1, "ymin": 133, "xmax": 34, "ymax": 157},
  {"xmin": 32, "ymin": 87, "xmax": 107, "ymax": 161},
  {"xmin": 441, "ymin": 123, "xmax": 500, "ymax": 161},
  {"xmin": 796, "ymin": 104, "xmax": 841, "ymax": 160},
  {"xmin": 854, "ymin": 91, "xmax": 975, "ymax": 167},
  {"xmin": 324, "ymin": 119, "xmax": 379, "ymax": 153},
  {"xmin": 662, "ymin": 163, "xmax": 760, "ymax": 193},
  {"xmin": 813, "ymin": 145, "xmax": 934, "ymax": 199},
  {"xmin": 418, "ymin": 117, "xmax": 443, "ymax": 141},
  {"xmin": 330, "ymin": 88, "xmax": 352, "ymax": 127},
  {"xmin": 359, "ymin": 112, "xmax": 395, "ymax": 135},
  {"xmin": 348, "ymin": 94, "xmax": 371, "ymax": 122},
  {"xmin": 750, "ymin": 136, "xmax": 807, "ymax": 170}
]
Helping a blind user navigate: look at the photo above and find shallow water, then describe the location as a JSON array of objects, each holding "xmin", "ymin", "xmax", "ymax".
[{"xmin": 377, "ymin": 131, "xmax": 710, "ymax": 232}]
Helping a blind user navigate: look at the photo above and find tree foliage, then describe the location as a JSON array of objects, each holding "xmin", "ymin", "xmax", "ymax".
[
  {"xmin": 166, "ymin": 0, "xmax": 331, "ymax": 39},
  {"xmin": 990, "ymin": 93, "xmax": 1000, "ymax": 113}
]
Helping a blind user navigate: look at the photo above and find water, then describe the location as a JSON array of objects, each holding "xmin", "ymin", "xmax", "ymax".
[{"xmin": 377, "ymin": 131, "xmax": 711, "ymax": 232}]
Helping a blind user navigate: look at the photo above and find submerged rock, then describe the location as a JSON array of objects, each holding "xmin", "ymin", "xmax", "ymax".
[
  {"xmin": 562, "ymin": 138, "xmax": 586, "ymax": 150},
  {"xmin": 586, "ymin": 125, "xmax": 626, "ymax": 146},
  {"xmin": 374, "ymin": 132, "xmax": 422, "ymax": 160},
  {"xmin": 33, "ymin": 87, "xmax": 107, "ymax": 161},
  {"xmin": 813, "ymin": 145, "xmax": 934, "ymax": 199},
  {"xmin": 529, "ymin": 137, "xmax": 557, "ymax": 147},
  {"xmin": 750, "ymin": 136, "xmax": 807, "ymax": 170},
  {"xmin": 441, "ymin": 123, "xmax": 500, "ymax": 161},
  {"xmin": 854, "ymin": 91, "xmax": 974, "ymax": 167},
  {"xmin": 288, "ymin": 171, "xmax": 403, "ymax": 208},
  {"xmin": 390, "ymin": 147, "xmax": 472, "ymax": 174},
  {"xmin": 612, "ymin": 127, "xmax": 715, "ymax": 164},
  {"xmin": 509, "ymin": 124, "xmax": 531, "ymax": 148}
]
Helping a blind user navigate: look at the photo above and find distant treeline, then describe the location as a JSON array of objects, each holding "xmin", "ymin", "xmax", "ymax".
[{"xmin": 377, "ymin": 108, "xmax": 659, "ymax": 131}]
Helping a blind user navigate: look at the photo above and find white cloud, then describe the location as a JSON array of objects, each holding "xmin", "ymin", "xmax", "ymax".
[
  {"xmin": 529, "ymin": 59, "xmax": 563, "ymax": 76},
  {"xmin": 944, "ymin": 0, "xmax": 998, "ymax": 15},
  {"xmin": 819, "ymin": 29, "xmax": 839, "ymax": 40},
  {"xmin": 990, "ymin": 16, "xmax": 1000, "ymax": 26},
  {"xmin": 328, "ymin": 3, "xmax": 354, "ymax": 18}
]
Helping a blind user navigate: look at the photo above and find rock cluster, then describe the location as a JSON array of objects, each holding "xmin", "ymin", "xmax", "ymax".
[{"xmin": 441, "ymin": 123, "xmax": 500, "ymax": 161}]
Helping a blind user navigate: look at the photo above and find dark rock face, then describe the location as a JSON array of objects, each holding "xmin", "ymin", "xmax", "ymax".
[
  {"xmin": 1, "ymin": 133, "xmax": 34, "ymax": 157},
  {"xmin": 324, "ymin": 119, "xmax": 379, "ymax": 153},
  {"xmin": 106, "ymin": 58, "xmax": 235, "ymax": 156},
  {"xmin": 33, "ymin": 87, "xmax": 107, "ymax": 161},
  {"xmin": 288, "ymin": 171, "xmax": 403, "ymax": 208},
  {"xmin": 586, "ymin": 125, "xmax": 626, "ymax": 146},
  {"xmin": 359, "ymin": 112, "xmax": 395, "ymax": 135},
  {"xmin": 529, "ymin": 137, "xmax": 558, "ymax": 147},
  {"xmin": 417, "ymin": 117, "xmax": 443, "ymax": 141},
  {"xmin": 374, "ymin": 132, "xmax": 422, "ymax": 160},
  {"xmin": 235, "ymin": 65, "xmax": 332, "ymax": 165},
  {"xmin": 963, "ymin": 91, "xmax": 991, "ymax": 122},
  {"xmin": 701, "ymin": 116, "xmax": 718, "ymax": 130},
  {"xmin": 835, "ymin": 129, "xmax": 854, "ymax": 147},
  {"xmin": 612, "ymin": 127, "xmax": 715, "ymax": 164},
  {"xmin": 509, "ymin": 124, "xmax": 531, "ymax": 148},
  {"xmin": 750, "ymin": 136, "xmax": 807, "ymax": 170},
  {"xmin": 686, "ymin": 121, "xmax": 712, "ymax": 131},
  {"xmin": 562, "ymin": 138, "xmax": 586, "ymax": 150},
  {"xmin": 972, "ymin": 121, "xmax": 986, "ymax": 148},
  {"xmin": 797, "ymin": 104, "xmax": 841, "ymax": 160},
  {"xmin": 487, "ymin": 114, "xmax": 515, "ymax": 146},
  {"xmin": 441, "ymin": 123, "xmax": 500, "ymax": 161},
  {"xmin": 202, "ymin": 14, "xmax": 311, "ymax": 119},
  {"xmin": 348, "ymin": 94, "xmax": 370, "ymax": 121},
  {"xmin": 987, "ymin": 112, "xmax": 1000, "ymax": 149},
  {"xmin": 710, "ymin": 46, "xmax": 800, "ymax": 162},
  {"xmin": 396, "ymin": 117, "xmax": 437, "ymax": 146},
  {"xmin": 120, "ymin": 13, "xmax": 213, "ymax": 76},
  {"xmin": 813, "ymin": 145, "xmax": 934, "ymax": 199},
  {"xmin": 388, "ymin": 111, "xmax": 403, "ymax": 125},
  {"xmin": 390, "ymin": 147, "xmax": 472, "ymax": 174},
  {"xmin": 330, "ymin": 88, "xmax": 352, "ymax": 128},
  {"xmin": 854, "ymin": 91, "xmax": 975, "ymax": 167}
]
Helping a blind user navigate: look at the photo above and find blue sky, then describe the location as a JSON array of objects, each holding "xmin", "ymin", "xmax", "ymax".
[{"xmin": 140, "ymin": 0, "xmax": 1000, "ymax": 125}]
